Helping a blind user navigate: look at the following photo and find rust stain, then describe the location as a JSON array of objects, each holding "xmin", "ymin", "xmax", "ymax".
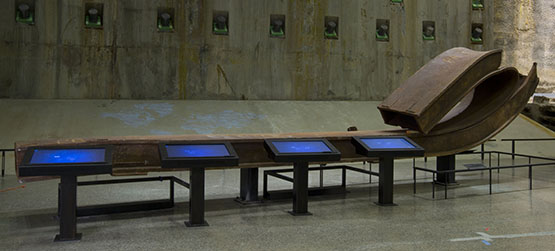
[
  {"xmin": 177, "ymin": 0, "xmax": 191, "ymax": 100},
  {"xmin": 178, "ymin": 45, "xmax": 187, "ymax": 99}
]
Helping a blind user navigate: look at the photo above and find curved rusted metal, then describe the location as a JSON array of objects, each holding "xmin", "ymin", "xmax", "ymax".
[
  {"xmin": 14, "ymin": 48, "xmax": 540, "ymax": 181},
  {"xmin": 378, "ymin": 47, "xmax": 503, "ymax": 134},
  {"xmin": 407, "ymin": 63, "xmax": 539, "ymax": 156}
]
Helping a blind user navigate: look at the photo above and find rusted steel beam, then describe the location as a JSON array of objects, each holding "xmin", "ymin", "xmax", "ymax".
[
  {"xmin": 378, "ymin": 48, "xmax": 502, "ymax": 134},
  {"xmin": 14, "ymin": 130, "xmax": 405, "ymax": 181},
  {"xmin": 409, "ymin": 64, "xmax": 539, "ymax": 156},
  {"xmin": 13, "ymin": 48, "xmax": 539, "ymax": 182}
]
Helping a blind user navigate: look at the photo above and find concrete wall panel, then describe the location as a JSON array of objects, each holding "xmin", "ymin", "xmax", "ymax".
[{"xmin": 0, "ymin": 0, "xmax": 496, "ymax": 100}]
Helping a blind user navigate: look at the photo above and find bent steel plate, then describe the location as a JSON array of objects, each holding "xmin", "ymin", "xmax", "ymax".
[
  {"xmin": 378, "ymin": 47, "xmax": 502, "ymax": 134},
  {"xmin": 408, "ymin": 63, "xmax": 539, "ymax": 156}
]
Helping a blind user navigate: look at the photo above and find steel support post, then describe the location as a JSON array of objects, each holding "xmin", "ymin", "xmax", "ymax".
[
  {"xmin": 185, "ymin": 168, "xmax": 209, "ymax": 227},
  {"xmin": 436, "ymin": 155, "xmax": 456, "ymax": 184},
  {"xmin": 376, "ymin": 157, "xmax": 396, "ymax": 206},
  {"xmin": 235, "ymin": 168, "xmax": 260, "ymax": 204},
  {"xmin": 55, "ymin": 175, "xmax": 81, "ymax": 242},
  {"xmin": 289, "ymin": 162, "xmax": 311, "ymax": 216}
]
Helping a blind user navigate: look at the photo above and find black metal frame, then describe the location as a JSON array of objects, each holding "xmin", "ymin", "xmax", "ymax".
[
  {"xmin": 263, "ymin": 164, "xmax": 378, "ymax": 200},
  {"xmin": 501, "ymin": 138, "xmax": 555, "ymax": 160},
  {"xmin": 352, "ymin": 136, "xmax": 425, "ymax": 158},
  {"xmin": 72, "ymin": 176, "xmax": 189, "ymax": 217},
  {"xmin": 51, "ymin": 175, "xmax": 189, "ymax": 242},
  {"xmin": 413, "ymin": 150, "xmax": 555, "ymax": 199},
  {"xmin": 1, "ymin": 148, "xmax": 14, "ymax": 177},
  {"xmin": 159, "ymin": 142, "xmax": 239, "ymax": 168},
  {"xmin": 264, "ymin": 138, "xmax": 342, "ymax": 163},
  {"xmin": 19, "ymin": 146, "xmax": 114, "ymax": 177}
]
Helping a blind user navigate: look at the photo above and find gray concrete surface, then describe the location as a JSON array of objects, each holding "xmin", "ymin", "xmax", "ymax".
[
  {"xmin": 0, "ymin": 99, "xmax": 554, "ymax": 250},
  {"xmin": 0, "ymin": 0, "xmax": 493, "ymax": 100}
]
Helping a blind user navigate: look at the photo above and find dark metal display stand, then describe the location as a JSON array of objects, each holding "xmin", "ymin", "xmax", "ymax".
[
  {"xmin": 264, "ymin": 139, "xmax": 341, "ymax": 216},
  {"xmin": 159, "ymin": 142, "xmax": 239, "ymax": 227},
  {"xmin": 352, "ymin": 136, "xmax": 425, "ymax": 206},
  {"xmin": 19, "ymin": 146, "xmax": 114, "ymax": 242}
]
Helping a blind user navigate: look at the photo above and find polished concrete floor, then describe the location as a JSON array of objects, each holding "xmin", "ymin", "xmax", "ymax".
[{"xmin": 1, "ymin": 99, "xmax": 555, "ymax": 250}]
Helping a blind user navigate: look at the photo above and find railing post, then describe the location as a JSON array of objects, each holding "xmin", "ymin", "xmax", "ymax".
[
  {"xmin": 512, "ymin": 141, "xmax": 516, "ymax": 160},
  {"xmin": 341, "ymin": 165, "xmax": 346, "ymax": 188},
  {"xmin": 413, "ymin": 159, "xmax": 416, "ymax": 194},
  {"xmin": 368, "ymin": 162, "xmax": 372, "ymax": 184},
  {"xmin": 529, "ymin": 157, "xmax": 532, "ymax": 190},
  {"xmin": 320, "ymin": 164, "xmax": 324, "ymax": 188},
  {"xmin": 170, "ymin": 179, "xmax": 175, "ymax": 206},
  {"xmin": 263, "ymin": 172, "xmax": 268, "ymax": 198},
  {"xmin": 432, "ymin": 173, "xmax": 435, "ymax": 199}
]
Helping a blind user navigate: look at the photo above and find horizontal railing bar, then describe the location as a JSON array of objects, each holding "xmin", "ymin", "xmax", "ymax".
[
  {"xmin": 266, "ymin": 172, "xmax": 294, "ymax": 183},
  {"xmin": 415, "ymin": 162, "xmax": 555, "ymax": 174},
  {"xmin": 78, "ymin": 176, "xmax": 173, "ymax": 186},
  {"xmin": 501, "ymin": 138, "xmax": 555, "ymax": 142}
]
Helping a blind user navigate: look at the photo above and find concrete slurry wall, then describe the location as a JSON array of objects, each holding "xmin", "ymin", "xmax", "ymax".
[
  {"xmin": 494, "ymin": 0, "xmax": 555, "ymax": 93},
  {"xmin": 0, "ymin": 0, "xmax": 492, "ymax": 100}
]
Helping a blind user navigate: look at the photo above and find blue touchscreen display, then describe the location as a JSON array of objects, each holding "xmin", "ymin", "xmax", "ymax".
[
  {"xmin": 165, "ymin": 144, "xmax": 231, "ymax": 158},
  {"xmin": 29, "ymin": 149, "xmax": 106, "ymax": 164},
  {"xmin": 361, "ymin": 138, "xmax": 416, "ymax": 149},
  {"xmin": 272, "ymin": 141, "xmax": 332, "ymax": 153}
]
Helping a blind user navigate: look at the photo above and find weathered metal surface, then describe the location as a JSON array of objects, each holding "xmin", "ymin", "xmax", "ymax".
[
  {"xmin": 14, "ymin": 130, "xmax": 405, "ymax": 180},
  {"xmin": 0, "ymin": 0, "xmax": 493, "ymax": 100},
  {"xmin": 408, "ymin": 63, "xmax": 539, "ymax": 156},
  {"xmin": 378, "ymin": 48, "xmax": 502, "ymax": 134},
  {"xmin": 13, "ymin": 49, "xmax": 539, "ymax": 182}
]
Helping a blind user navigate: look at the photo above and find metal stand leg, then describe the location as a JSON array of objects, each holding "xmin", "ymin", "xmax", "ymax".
[
  {"xmin": 185, "ymin": 168, "xmax": 209, "ymax": 227},
  {"xmin": 369, "ymin": 162, "xmax": 372, "ymax": 184},
  {"xmin": 55, "ymin": 175, "xmax": 81, "ymax": 242},
  {"xmin": 235, "ymin": 168, "xmax": 261, "ymax": 205},
  {"xmin": 1, "ymin": 151, "xmax": 5, "ymax": 177},
  {"xmin": 289, "ymin": 162, "xmax": 311, "ymax": 216},
  {"xmin": 376, "ymin": 157, "xmax": 397, "ymax": 206},
  {"xmin": 436, "ymin": 155, "xmax": 457, "ymax": 185}
]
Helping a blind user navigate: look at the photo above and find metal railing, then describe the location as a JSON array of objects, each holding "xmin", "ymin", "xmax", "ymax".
[
  {"xmin": 413, "ymin": 137, "xmax": 555, "ymax": 199},
  {"xmin": 500, "ymin": 138, "xmax": 555, "ymax": 159}
]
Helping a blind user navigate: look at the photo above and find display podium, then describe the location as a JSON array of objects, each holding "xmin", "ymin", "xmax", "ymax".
[
  {"xmin": 352, "ymin": 136, "xmax": 424, "ymax": 206},
  {"xmin": 19, "ymin": 146, "xmax": 113, "ymax": 242},
  {"xmin": 159, "ymin": 142, "xmax": 238, "ymax": 227},
  {"xmin": 264, "ymin": 139, "xmax": 341, "ymax": 215}
]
